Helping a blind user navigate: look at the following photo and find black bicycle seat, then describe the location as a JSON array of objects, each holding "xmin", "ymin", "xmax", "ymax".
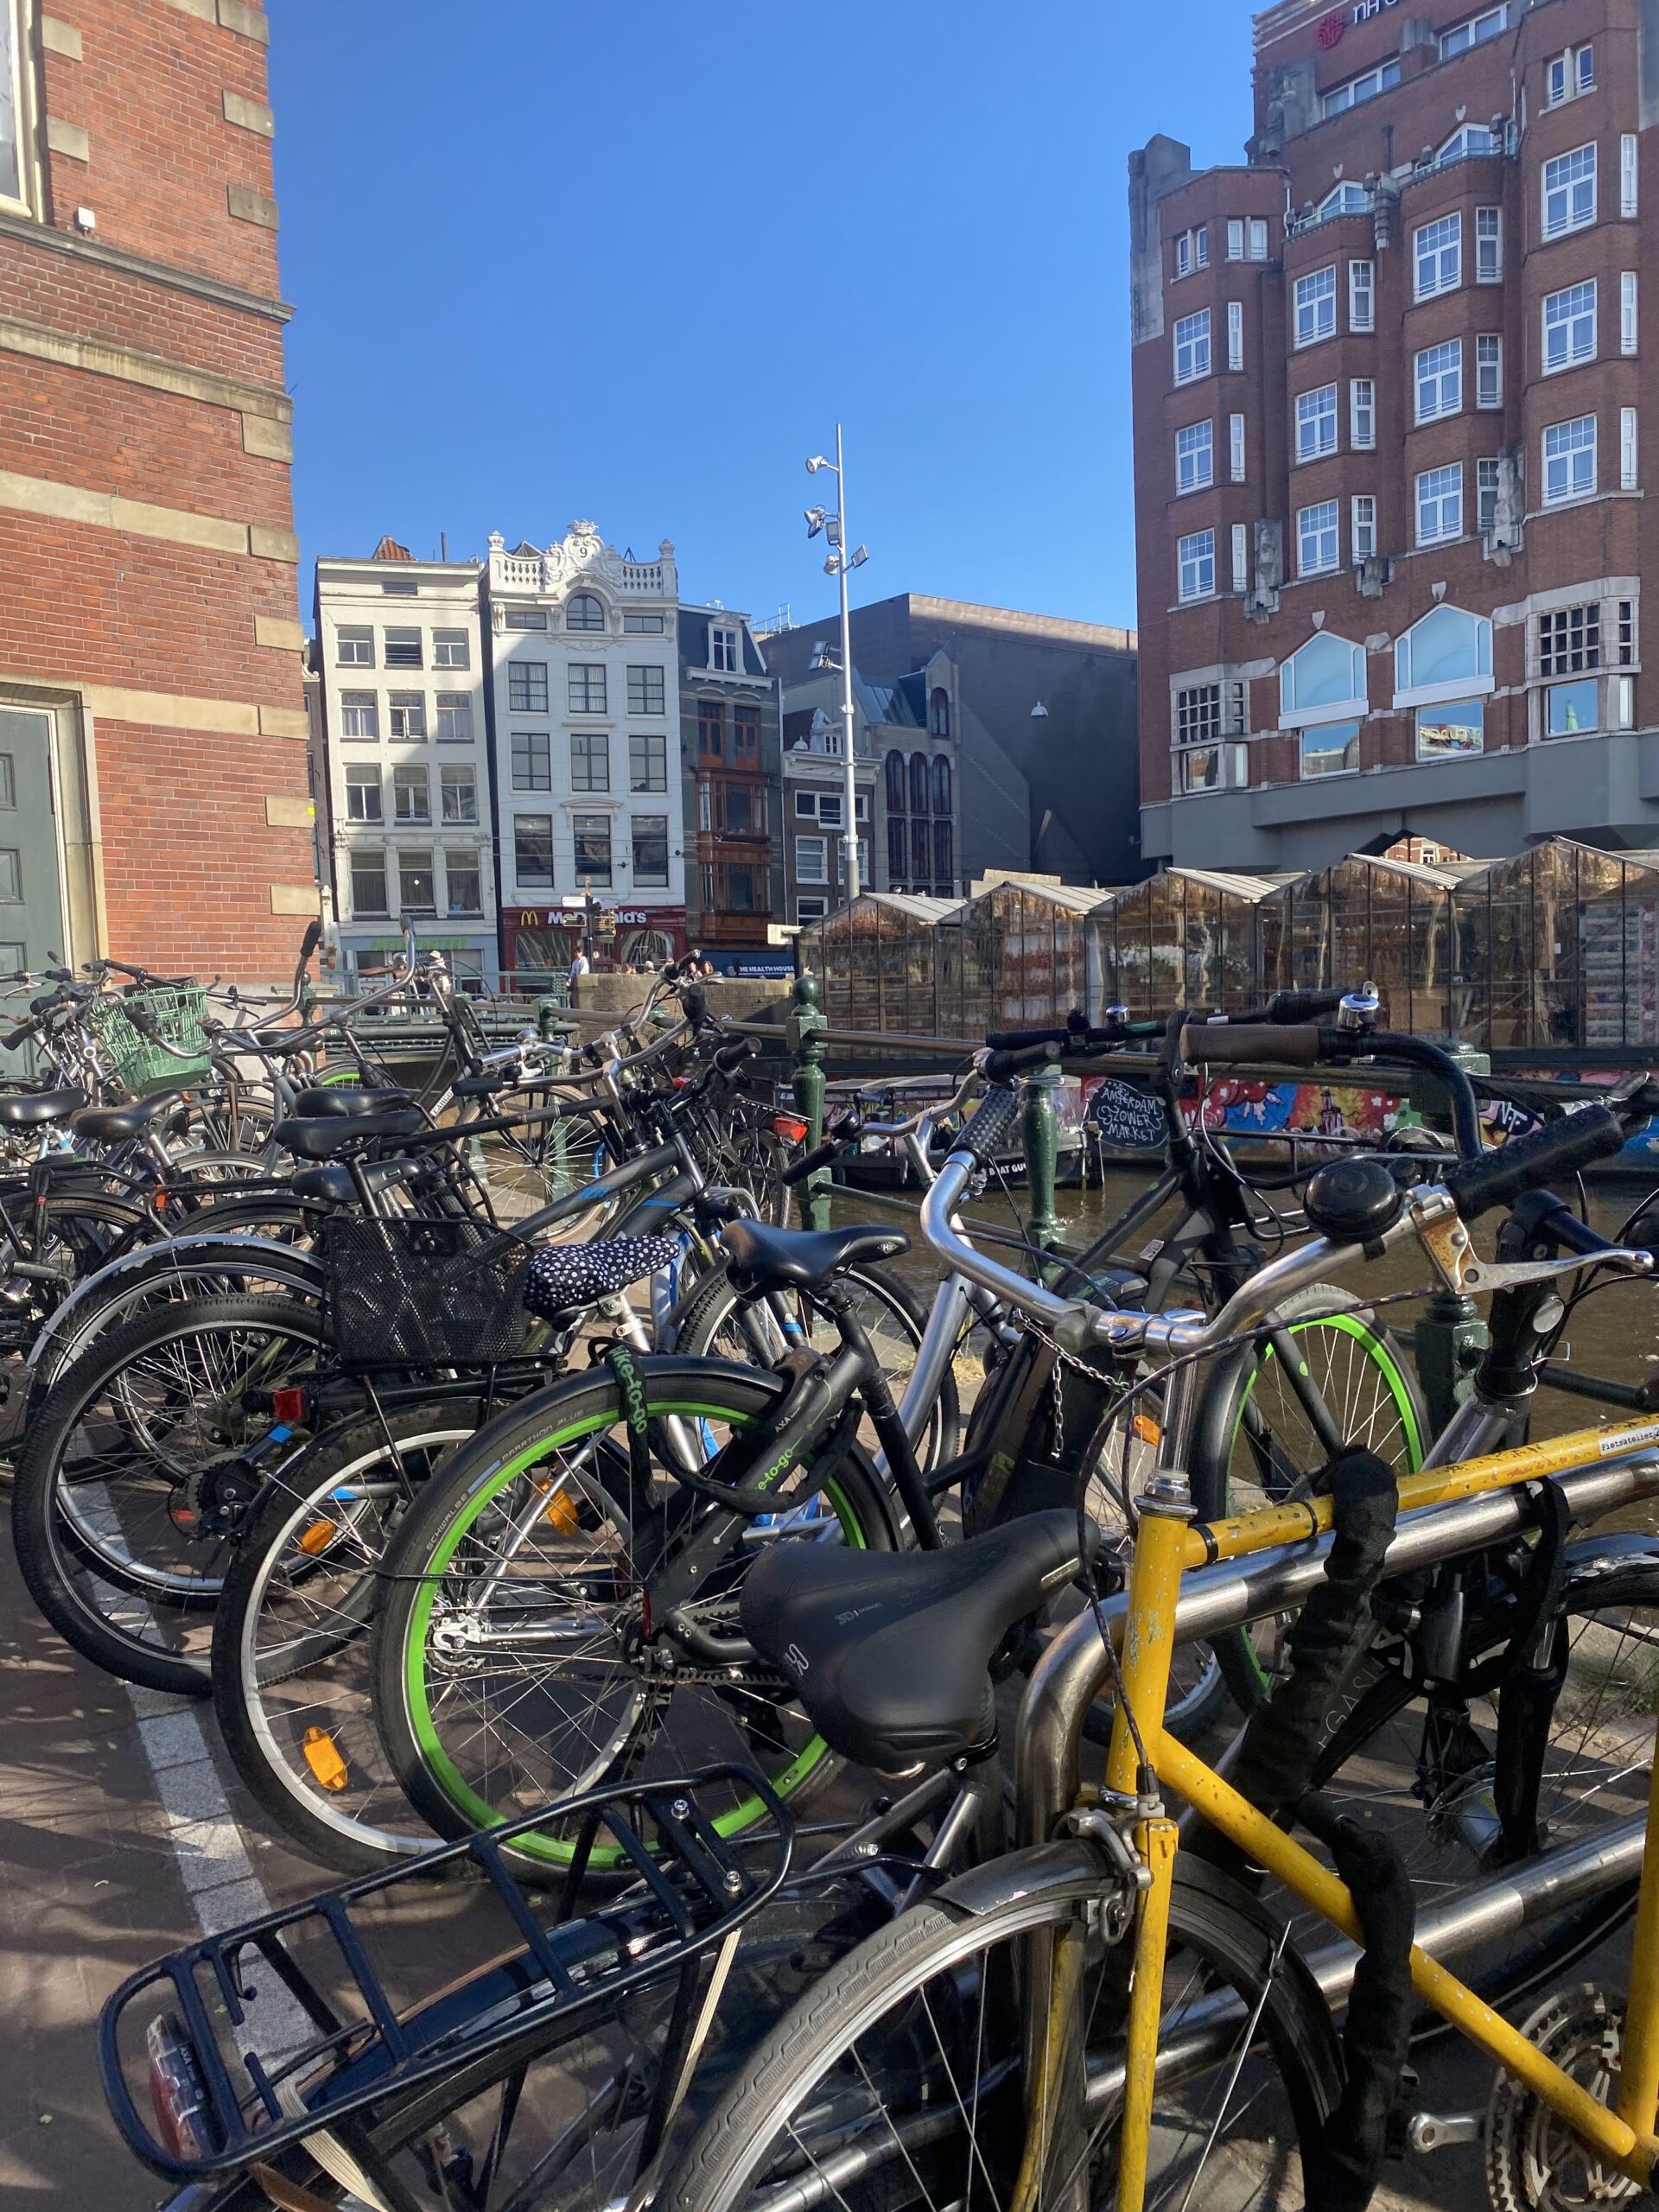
[
  {"xmin": 721, "ymin": 1219, "xmax": 909, "ymax": 1291},
  {"xmin": 741, "ymin": 1510, "xmax": 1090, "ymax": 1770},
  {"xmin": 275, "ymin": 1110, "xmax": 427, "ymax": 1161},
  {"xmin": 290, "ymin": 1158, "xmax": 424, "ymax": 1207},
  {"xmin": 290, "ymin": 1085, "xmax": 416, "ymax": 1119},
  {"xmin": 524, "ymin": 1234, "xmax": 681, "ymax": 1319},
  {"xmin": 0, "ymin": 1084, "xmax": 87, "ymax": 1128},
  {"xmin": 70, "ymin": 1091, "xmax": 184, "ymax": 1142}
]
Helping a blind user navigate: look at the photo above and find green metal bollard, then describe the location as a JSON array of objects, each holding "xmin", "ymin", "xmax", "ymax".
[
  {"xmin": 786, "ymin": 970, "xmax": 831, "ymax": 1232},
  {"xmin": 1023, "ymin": 1065, "xmax": 1065, "ymax": 1267},
  {"xmin": 536, "ymin": 995, "xmax": 562, "ymax": 1044}
]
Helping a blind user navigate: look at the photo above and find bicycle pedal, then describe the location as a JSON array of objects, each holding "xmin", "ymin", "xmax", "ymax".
[{"xmin": 1406, "ymin": 2110, "xmax": 1480, "ymax": 2153}]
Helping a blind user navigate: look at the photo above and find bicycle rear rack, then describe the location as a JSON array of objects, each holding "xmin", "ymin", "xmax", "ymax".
[{"xmin": 99, "ymin": 1763, "xmax": 791, "ymax": 2181}]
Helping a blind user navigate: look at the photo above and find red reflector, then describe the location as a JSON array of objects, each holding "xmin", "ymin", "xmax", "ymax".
[
  {"xmin": 270, "ymin": 1386, "xmax": 307, "ymax": 1425},
  {"xmin": 774, "ymin": 1116, "xmax": 809, "ymax": 1143}
]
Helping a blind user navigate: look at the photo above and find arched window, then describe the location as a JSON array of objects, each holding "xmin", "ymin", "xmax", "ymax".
[
  {"xmin": 885, "ymin": 750, "xmax": 906, "ymax": 813},
  {"xmin": 1279, "ymin": 631, "xmax": 1367, "ymax": 720},
  {"xmin": 1394, "ymin": 604, "xmax": 1493, "ymax": 697},
  {"xmin": 887, "ymin": 819, "xmax": 907, "ymax": 883},
  {"xmin": 929, "ymin": 686, "xmax": 950, "ymax": 737},
  {"xmin": 908, "ymin": 753, "xmax": 930, "ymax": 814},
  {"xmin": 1318, "ymin": 181, "xmax": 1372, "ymax": 217},
  {"xmin": 931, "ymin": 755, "xmax": 951, "ymax": 813},
  {"xmin": 1438, "ymin": 124, "xmax": 1496, "ymax": 164},
  {"xmin": 566, "ymin": 592, "xmax": 606, "ymax": 632}
]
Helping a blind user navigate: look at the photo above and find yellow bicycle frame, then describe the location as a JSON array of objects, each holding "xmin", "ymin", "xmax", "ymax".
[{"xmin": 1105, "ymin": 1407, "xmax": 1659, "ymax": 2212}]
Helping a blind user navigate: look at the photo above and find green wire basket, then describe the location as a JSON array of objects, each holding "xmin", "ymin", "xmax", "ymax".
[{"xmin": 89, "ymin": 984, "xmax": 213, "ymax": 1095}]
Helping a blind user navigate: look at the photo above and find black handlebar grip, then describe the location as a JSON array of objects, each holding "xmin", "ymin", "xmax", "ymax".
[
  {"xmin": 1, "ymin": 1021, "xmax": 35, "ymax": 1052},
  {"xmin": 957, "ymin": 1084, "xmax": 1022, "ymax": 1165},
  {"xmin": 1265, "ymin": 989, "xmax": 1345, "ymax": 1024},
  {"xmin": 781, "ymin": 1135, "xmax": 842, "ymax": 1188},
  {"xmin": 298, "ymin": 918, "xmax": 321, "ymax": 963},
  {"xmin": 1442, "ymin": 1103, "xmax": 1628, "ymax": 1222},
  {"xmin": 124, "ymin": 1004, "xmax": 160, "ymax": 1038},
  {"xmin": 980, "ymin": 1039, "xmax": 1063, "ymax": 1084},
  {"xmin": 1179, "ymin": 1022, "xmax": 1324, "ymax": 1066}
]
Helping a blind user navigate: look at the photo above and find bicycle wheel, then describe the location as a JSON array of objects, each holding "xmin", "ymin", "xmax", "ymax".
[
  {"xmin": 213, "ymin": 1404, "xmax": 485, "ymax": 1873},
  {"xmin": 1187, "ymin": 1283, "xmax": 1427, "ymax": 1713},
  {"xmin": 11, "ymin": 1293, "xmax": 326, "ymax": 1694},
  {"xmin": 662, "ymin": 1856, "xmax": 1341, "ymax": 2212},
  {"xmin": 374, "ymin": 1357, "xmax": 902, "ymax": 1870},
  {"xmin": 676, "ymin": 1258, "xmax": 961, "ymax": 1478}
]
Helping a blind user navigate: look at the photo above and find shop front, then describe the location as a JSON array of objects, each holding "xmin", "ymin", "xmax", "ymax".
[
  {"xmin": 501, "ymin": 903, "xmax": 687, "ymax": 987},
  {"xmin": 340, "ymin": 931, "xmax": 499, "ymax": 994}
]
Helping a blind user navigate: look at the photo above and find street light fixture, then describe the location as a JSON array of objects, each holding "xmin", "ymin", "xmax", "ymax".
[{"xmin": 801, "ymin": 424, "xmax": 867, "ymax": 899}]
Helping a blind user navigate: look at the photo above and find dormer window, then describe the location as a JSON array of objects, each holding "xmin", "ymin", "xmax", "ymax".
[{"xmin": 711, "ymin": 625, "xmax": 740, "ymax": 673}]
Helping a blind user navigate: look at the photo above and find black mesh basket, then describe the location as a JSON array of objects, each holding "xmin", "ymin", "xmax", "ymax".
[{"xmin": 320, "ymin": 1216, "xmax": 533, "ymax": 1369}]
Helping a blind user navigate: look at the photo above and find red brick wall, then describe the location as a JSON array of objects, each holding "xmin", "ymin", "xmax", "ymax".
[{"xmin": 0, "ymin": 0, "xmax": 311, "ymax": 976}]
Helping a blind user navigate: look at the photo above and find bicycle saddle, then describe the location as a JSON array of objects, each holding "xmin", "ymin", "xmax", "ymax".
[
  {"xmin": 524, "ymin": 1235, "xmax": 680, "ymax": 1319},
  {"xmin": 290, "ymin": 1085, "xmax": 416, "ymax": 1118},
  {"xmin": 290, "ymin": 1158, "xmax": 424, "ymax": 1207},
  {"xmin": 275, "ymin": 1110, "xmax": 427, "ymax": 1160},
  {"xmin": 0, "ymin": 1084, "xmax": 86, "ymax": 1128},
  {"xmin": 740, "ymin": 1510, "xmax": 1090, "ymax": 1770},
  {"xmin": 70, "ymin": 1091, "xmax": 185, "ymax": 1142},
  {"xmin": 721, "ymin": 1219, "xmax": 908, "ymax": 1291}
]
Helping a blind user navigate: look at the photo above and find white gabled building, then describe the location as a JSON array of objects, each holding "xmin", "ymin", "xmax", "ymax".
[
  {"xmin": 312, "ymin": 540, "xmax": 499, "ymax": 989},
  {"xmin": 485, "ymin": 522, "xmax": 688, "ymax": 980}
]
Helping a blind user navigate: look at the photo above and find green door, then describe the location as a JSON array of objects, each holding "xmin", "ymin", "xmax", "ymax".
[{"xmin": 0, "ymin": 707, "xmax": 67, "ymax": 1074}]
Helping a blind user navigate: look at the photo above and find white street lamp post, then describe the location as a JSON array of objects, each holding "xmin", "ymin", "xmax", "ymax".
[{"xmin": 804, "ymin": 425, "xmax": 869, "ymax": 902}]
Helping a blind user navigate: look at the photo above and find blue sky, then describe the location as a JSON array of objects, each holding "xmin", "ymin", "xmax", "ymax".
[{"xmin": 269, "ymin": 1, "xmax": 1256, "ymax": 631}]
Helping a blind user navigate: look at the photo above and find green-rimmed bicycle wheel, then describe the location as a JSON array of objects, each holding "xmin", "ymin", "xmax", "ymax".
[{"xmin": 373, "ymin": 1356, "xmax": 901, "ymax": 1870}]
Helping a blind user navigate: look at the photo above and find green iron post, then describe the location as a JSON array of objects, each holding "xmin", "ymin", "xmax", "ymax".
[
  {"xmin": 787, "ymin": 969, "xmax": 831, "ymax": 1231},
  {"xmin": 1023, "ymin": 1065, "xmax": 1065, "ymax": 1266}
]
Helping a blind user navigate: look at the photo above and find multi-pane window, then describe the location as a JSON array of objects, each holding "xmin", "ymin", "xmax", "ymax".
[
  {"xmin": 1294, "ymin": 265, "xmax": 1337, "ymax": 347},
  {"xmin": 344, "ymin": 764, "xmax": 382, "ymax": 822},
  {"xmin": 1478, "ymin": 457, "xmax": 1502, "ymax": 534},
  {"xmin": 570, "ymin": 729, "xmax": 609, "ymax": 792},
  {"xmin": 734, "ymin": 703, "xmax": 760, "ymax": 757},
  {"xmin": 340, "ymin": 691, "xmax": 379, "ymax": 740},
  {"xmin": 1176, "ymin": 686, "xmax": 1221, "ymax": 747},
  {"xmin": 1176, "ymin": 421, "xmax": 1213, "ymax": 493},
  {"xmin": 573, "ymin": 813, "xmax": 612, "ymax": 885},
  {"xmin": 1538, "ymin": 604, "xmax": 1601, "ymax": 674},
  {"xmin": 568, "ymin": 664, "xmax": 607, "ymax": 714},
  {"xmin": 1623, "ymin": 134, "xmax": 1639, "ymax": 218},
  {"xmin": 1231, "ymin": 522, "xmax": 1249, "ymax": 593},
  {"xmin": 1225, "ymin": 217, "xmax": 1269, "ymax": 259},
  {"xmin": 383, "ymin": 627, "xmax": 422, "ymax": 669},
  {"xmin": 440, "ymin": 764, "xmax": 477, "ymax": 823},
  {"xmin": 1414, "ymin": 214, "xmax": 1461, "ymax": 301},
  {"xmin": 508, "ymin": 661, "xmax": 548, "ymax": 714},
  {"xmin": 1173, "ymin": 226, "xmax": 1208, "ymax": 276},
  {"xmin": 349, "ymin": 852, "xmax": 388, "ymax": 915},
  {"xmin": 1177, "ymin": 530, "xmax": 1215, "ymax": 603},
  {"xmin": 626, "ymin": 664, "xmax": 665, "ymax": 715},
  {"xmin": 1623, "ymin": 272, "xmax": 1639, "ymax": 354},
  {"xmin": 1548, "ymin": 45, "xmax": 1594, "ymax": 103},
  {"xmin": 623, "ymin": 611, "xmax": 665, "ymax": 633},
  {"xmin": 392, "ymin": 766, "xmax": 429, "ymax": 824},
  {"xmin": 1623, "ymin": 406, "xmax": 1639, "ymax": 489},
  {"xmin": 1543, "ymin": 144, "xmax": 1596, "ymax": 238},
  {"xmin": 1296, "ymin": 500, "xmax": 1339, "ymax": 577},
  {"xmin": 796, "ymin": 836, "xmax": 829, "ymax": 886},
  {"xmin": 1295, "ymin": 384, "xmax": 1338, "ymax": 461},
  {"xmin": 398, "ymin": 850, "xmax": 435, "ymax": 915},
  {"xmin": 505, "ymin": 607, "xmax": 547, "ymax": 631},
  {"xmin": 1322, "ymin": 58, "xmax": 1400, "ymax": 115},
  {"xmin": 1229, "ymin": 414, "xmax": 1245, "ymax": 482},
  {"xmin": 511, "ymin": 731, "xmax": 551, "ymax": 791},
  {"xmin": 1476, "ymin": 334, "xmax": 1503, "ymax": 408},
  {"xmin": 1352, "ymin": 496, "xmax": 1377, "ymax": 563},
  {"xmin": 1350, "ymin": 378, "xmax": 1375, "ymax": 451},
  {"xmin": 446, "ymin": 852, "xmax": 482, "ymax": 915},
  {"xmin": 710, "ymin": 625, "xmax": 740, "ymax": 672},
  {"xmin": 435, "ymin": 694, "xmax": 473, "ymax": 742},
  {"xmin": 432, "ymin": 629, "xmax": 469, "ymax": 669},
  {"xmin": 515, "ymin": 816, "xmax": 554, "ymax": 886},
  {"xmin": 1227, "ymin": 302, "xmax": 1243, "ymax": 371},
  {"xmin": 1416, "ymin": 463, "xmax": 1464, "ymax": 544},
  {"xmin": 1476, "ymin": 207, "xmax": 1502, "ymax": 282},
  {"xmin": 1173, "ymin": 308, "xmax": 1210, "ymax": 384},
  {"xmin": 1177, "ymin": 747, "xmax": 1224, "ymax": 794},
  {"xmin": 629, "ymin": 732, "xmax": 666, "ymax": 791},
  {"xmin": 387, "ymin": 692, "xmax": 426, "ymax": 740},
  {"xmin": 1415, "ymin": 340, "xmax": 1462, "ymax": 423},
  {"xmin": 336, "ymin": 626, "xmax": 373, "ymax": 666},
  {"xmin": 381, "ymin": 579, "xmax": 417, "ymax": 597},
  {"xmin": 1349, "ymin": 260, "xmax": 1374, "ymax": 331},
  {"xmin": 1440, "ymin": 3, "xmax": 1507, "ymax": 59},
  {"xmin": 565, "ymin": 592, "xmax": 606, "ymax": 632},
  {"xmin": 632, "ymin": 816, "xmax": 669, "ymax": 887},
  {"xmin": 1544, "ymin": 280, "xmax": 1597, "ymax": 371},
  {"xmin": 1619, "ymin": 601, "xmax": 1637, "ymax": 664},
  {"xmin": 697, "ymin": 701, "xmax": 724, "ymax": 758},
  {"xmin": 1543, "ymin": 414, "xmax": 1597, "ymax": 503}
]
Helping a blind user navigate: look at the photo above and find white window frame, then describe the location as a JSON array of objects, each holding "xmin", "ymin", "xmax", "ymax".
[
  {"xmin": 1177, "ymin": 529, "xmax": 1216, "ymax": 604},
  {"xmin": 1416, "ymin": 463, "xmax": 1464, "ymax": 546},
  {"xmin": 1294, "ymin": 383, "xmax": 1338, "ymax": 463},
  {"xmin": 1622, "ymin": 133, "xmax": 1638, "ymax": 218},
  {"xmin": 1230, "ymin": 522, "xmax": 1249, "ymax": 593},
  {"xmin": 1227, "ymin": 300, "xmax": 1243, "ymax": 372},
  {"xmin": 1623, "ymin": 271, "xmax": 1639, "ymax": 354},
  {"xmin": 1542, "ymin": 413, "xmax": 1597, "ymax": 505},
  {"xmin": 1321, "ymin": 57, "xmax": 1402, "ymax": 115},
  {"xmin": 1249, "ymin": 216, "xmax": 1268, "ymax": 260},
  {"xmin": 335, "ymin": 626, "xmax": 374, "ymax": 667},
  {"xmin": 710, "ymin": 625, "xmax": 741, "ymax": 673},
  {"xmin": 1296, "ymin": 500, "xmax": 1339, "ymax": 578},
  {"xmin": 1351, "ymin": 496, "xmax": 1376, "ymax": 564},
  {"xmin": 1476, "ymin": 334, "xmax": 1503, "ymax": 410},
  {"xmin": 435, "ymin": 694, "xmax": 474, "ymax": 743},
  {"xmin": 1229, "ymin": 413, "xmax": 1246, "ymax": 482},
  {"xmin": 343, "ymin": 764, "xmax": 383, "ymax": 823},
  {"xmin": 1176, "ymin": 420, "xmax": 1213, "ymax": 494},
  {"xmin": 1414, "ymin": 214, "xmax": 1462, "ymax": 302},
  {"xmin": 1542, "ymin": 143, "xmax": 1597, "ymax": 239},
  {"xmin": 1543, "ymin": 280, "xmax": 1598, "ymax": 372},
  {"xmin": 1294, "ymin": 264, "xmax": 1337, "ymax": 348},
  {"xmin": 1476, "ymin": 207, "xmax": 1502, "ymax": 282},
  {"xmin": 1622, "ymin": 407, "xmax": 1638, "ymax": 490},
  {"xmin": 1348, "ymin": 259, "xmax": 1374, "ymax": 332},
  {"xmin": 1415, "ymin": 340, "xmax": 1463, "ymax": 425},
  {"xmin": 432, "ymin": 630, "xmax": 470, "ymax": 670},
  {"xmin": 1439, "ymin": 4, "xmax": 1507, "ymax": 60},
  {"xmin": 340, "ymin": 692, "xmax": 379, "ymax": 741},
  {"xmin": 1349, "ymin": 378, "xmax": 1375, "ymax": 451},
  {"xmin": 1173, "ymin": 308, "xmax": 1211, "ymax": 385},
  {"xmin": 794, "ymin": 836, "xmax": 830, "ymax": 886},
  {"xmin": 1477, "ymin": 457, "xmax": 1501, "ymax": 535},
  {"xmin": 1226, "ymin": 218, "xmax": 1243, "ymax": 260}
]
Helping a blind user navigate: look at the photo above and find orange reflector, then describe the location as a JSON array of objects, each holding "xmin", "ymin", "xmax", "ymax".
[
  {"xmin": 774, "ymin": 1115, "xmax": 809, "ymax": 1144},
  {"xmin": 297, "ymin": 1519, "xmax": 336, "ymax": 1557},
  {"xmin": 537, "ymin": 1482, "xmax": 581, "ymax": 1534},
  {"xmin": 302, "ymin": 1728, "xmax": 349, "ymax": 1793},
  {"xmin": 1133, "ymin": 1414, "xmax": 1162, "ymax": 1448}
]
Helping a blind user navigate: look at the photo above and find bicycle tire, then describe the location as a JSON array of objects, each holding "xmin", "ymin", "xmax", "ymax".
[{"xmin": 373, "ymin": 1357, "xmax": 903, "ymax": 1871}]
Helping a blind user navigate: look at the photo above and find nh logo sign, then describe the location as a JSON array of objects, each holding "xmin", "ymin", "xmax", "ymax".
[{"xmin": 1351, "ymin": 0, "xmax": 1399, "ymax": 16}]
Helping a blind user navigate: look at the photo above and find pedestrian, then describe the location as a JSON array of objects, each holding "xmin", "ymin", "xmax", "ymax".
[{"xmin": 569, "ymin": 947, "xmax": 590, "ymax": 989}]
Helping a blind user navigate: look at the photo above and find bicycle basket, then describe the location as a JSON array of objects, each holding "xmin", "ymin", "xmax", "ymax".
[
  {"xmin": 87, "ymin": 985, "xmax": 213, "ymax": 1095},
  {"xmin": 320, "ymin": 1215, "xmax": 532, "ymax": 1368}
]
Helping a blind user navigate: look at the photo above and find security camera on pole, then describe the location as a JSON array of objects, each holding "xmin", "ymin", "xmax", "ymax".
[{"xmin": 804, "ymin": 426, "xmax": 868, "ymax": 902}]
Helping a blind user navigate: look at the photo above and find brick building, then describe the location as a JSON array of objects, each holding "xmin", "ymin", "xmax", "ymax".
[
  {"xmin": 678, "ymin": 603, "xmax": 784, "ymax": 960},
  {"xmin": 0, "ymin": 0, "xmax": 311, "ymax": 981},
  {"xmin": 1133, "ymin": 0, "xmax": 1659, "ymax": 872}
]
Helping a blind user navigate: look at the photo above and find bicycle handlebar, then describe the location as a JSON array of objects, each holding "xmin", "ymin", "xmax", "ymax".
[{"xmin": 1442, "ymin": 1103, "xmax": 1630, "ymax": 1221}]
